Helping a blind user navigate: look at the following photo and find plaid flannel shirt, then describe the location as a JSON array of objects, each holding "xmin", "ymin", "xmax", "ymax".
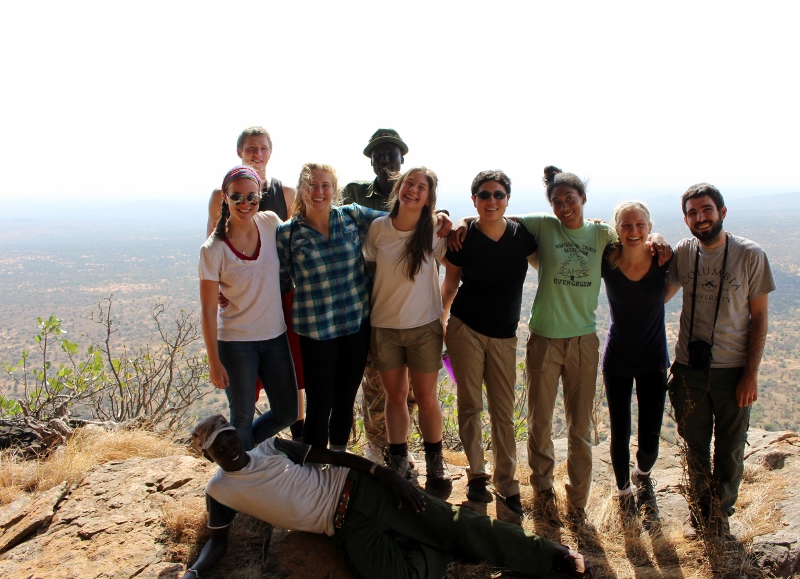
[{"xmin": 277, "ymin": 204, "xmax": 386, "ymax": 340}]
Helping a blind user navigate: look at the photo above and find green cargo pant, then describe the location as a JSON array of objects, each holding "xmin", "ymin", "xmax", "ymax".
[
  {"xmin": 668, "ymin": 363, "xmax": 749, "ymax": 514},
  {"xmin": 332, "ymin": 471, "xmax": 559, "ymax": 579}
]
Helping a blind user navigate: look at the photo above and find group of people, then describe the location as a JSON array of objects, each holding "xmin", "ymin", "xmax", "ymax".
[{"xmin": 189, "ymin": 125, "xmax": 774, "ymax": 579}]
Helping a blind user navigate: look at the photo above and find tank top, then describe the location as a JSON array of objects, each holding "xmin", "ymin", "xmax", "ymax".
[{"xmin": 259, "ymin": 178, "xmax": 292, "ymax": 294}]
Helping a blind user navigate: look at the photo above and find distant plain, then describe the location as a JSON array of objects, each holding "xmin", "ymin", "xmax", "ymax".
[{"xmin": 1, "ymin": 191, "xmax": 798, "ymax": 434}]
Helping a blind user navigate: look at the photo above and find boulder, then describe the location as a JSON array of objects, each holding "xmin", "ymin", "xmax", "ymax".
[{"xmin": 0, "ymin": 455, "xmax": 216, "ymax": 579}]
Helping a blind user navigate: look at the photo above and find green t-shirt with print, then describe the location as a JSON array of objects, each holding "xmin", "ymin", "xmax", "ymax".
[{"xmin": 517, "ymin": 214, "xmax": 616, "ymax": 338}]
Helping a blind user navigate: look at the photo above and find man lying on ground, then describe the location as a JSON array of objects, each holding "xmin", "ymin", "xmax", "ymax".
[{"xmin": 181, "ymin": 414, "xmax": 595, "ymax": 579}]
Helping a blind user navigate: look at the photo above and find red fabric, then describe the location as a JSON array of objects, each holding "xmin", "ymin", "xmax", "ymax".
[
  {"xmin": 282, "ymin": 290, "xmax": 305, "ymax": 390},
  {"xmin": 255, "ymin": 289, "xmax": 305, "ymax": 396}
]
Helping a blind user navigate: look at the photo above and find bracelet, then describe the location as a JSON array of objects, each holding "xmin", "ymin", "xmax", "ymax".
[
  {"xmin": 188, "ymin": 569, "xmax": 200, "ymax": 578},
  {"xmin": 369, "ymin": 463, "xmax": 377, "ymax": 475}
]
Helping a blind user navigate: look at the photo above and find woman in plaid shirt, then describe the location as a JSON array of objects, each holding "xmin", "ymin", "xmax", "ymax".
[{"xmin": 276, "ymin": 163, "xmax": 386, "ymax": 451}]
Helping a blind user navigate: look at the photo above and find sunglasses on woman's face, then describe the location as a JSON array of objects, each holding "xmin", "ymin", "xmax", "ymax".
[
  {"xmin": 227, "ymin": 192, "xmax": 262, "ymax": 206},
  {"xmin": 474, "ymin": 191, "xmax": 508, "ymax": 201}
]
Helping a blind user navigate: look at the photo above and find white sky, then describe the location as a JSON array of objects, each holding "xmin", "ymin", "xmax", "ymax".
[{"xmin": 1, "ymin": 0, "xmax": 799, "ymax": 210}]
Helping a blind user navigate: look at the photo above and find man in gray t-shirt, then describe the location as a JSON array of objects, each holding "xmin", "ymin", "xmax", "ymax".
[{"xmin": 665, "ymin": 183, "xmax": 775, "ymax": 541}]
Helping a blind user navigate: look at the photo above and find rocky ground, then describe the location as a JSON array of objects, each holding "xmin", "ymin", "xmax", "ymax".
[{"xmin": 1, "ymin": 429, "xmax": 798, "ymax": 578}]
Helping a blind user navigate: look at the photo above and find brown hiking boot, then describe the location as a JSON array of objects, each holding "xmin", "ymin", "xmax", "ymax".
[
  {"xmin": 466, "ymin": 476, "xmax": 493, "ymax": 502},
  {"xmin": 535, "ymin": 488, "xmax": 561, "ymax": 527}
]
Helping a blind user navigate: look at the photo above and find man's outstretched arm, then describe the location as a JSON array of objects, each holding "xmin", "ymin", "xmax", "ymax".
[
  {"xmin": 181, "ymin": 526, "xmax": 230, "ymax": 579},
  {"xmin": 306, "ymin": 446, "xmax": 427, "ymax": 512}
]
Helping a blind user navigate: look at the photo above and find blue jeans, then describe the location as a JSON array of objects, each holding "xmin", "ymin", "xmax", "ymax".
[{"xmin": 217, "ymin": 333, "xmax": 298, "ymax": 450}]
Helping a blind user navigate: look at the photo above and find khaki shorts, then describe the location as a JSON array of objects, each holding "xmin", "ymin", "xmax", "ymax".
[{"xmin": 370, "ymin": 319, "xmax": 444, "ymax": 373}]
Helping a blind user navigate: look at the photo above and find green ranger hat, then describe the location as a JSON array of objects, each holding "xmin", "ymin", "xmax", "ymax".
[{"xmin": 363, "ymin": 128, "xmax": 409, "ymax": 157}]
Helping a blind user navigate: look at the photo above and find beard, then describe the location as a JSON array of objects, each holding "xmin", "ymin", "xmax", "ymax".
[{"xmin": 690, "ymin": 218, "xmax": 724, "ymax": 243}]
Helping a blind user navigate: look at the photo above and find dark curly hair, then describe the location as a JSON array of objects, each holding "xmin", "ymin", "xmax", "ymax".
[
  {"xmin": 470, "ymin": 170, "xmax": 511, "ymax": 197},
  {"xmin": 681, "ymin": 182, "xmax": 725, "ymax": 216},
  {"xmin": 542, "ymin": 165, "xmax": 587, "ymax": 202}
]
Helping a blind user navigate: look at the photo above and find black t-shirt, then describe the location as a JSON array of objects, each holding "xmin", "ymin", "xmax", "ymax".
[
  {"xmin": 446, "ymin": 220, "xmax": 537, "ymax": 339},
  {"xmin": 601, "ymin": 253, "xmax": 671, "ymax": 376}
]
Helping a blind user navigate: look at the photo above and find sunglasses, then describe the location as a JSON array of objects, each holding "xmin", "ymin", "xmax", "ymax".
[
  {"xmin": 227, "ymin": 192, "xmax": 262, "ymax": 206},
  {"xmin": 474, "ymin": 191, "xmax": 509, "ymax": 201}
]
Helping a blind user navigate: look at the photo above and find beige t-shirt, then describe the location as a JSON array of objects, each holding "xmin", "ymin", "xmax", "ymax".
[
  {"xmin": 363, "ymin": 216, "xmax": 447, "ymax": 329},
  {"xmin": 198, "ymin": 211, "xmax": 286, "ymax": 341}
]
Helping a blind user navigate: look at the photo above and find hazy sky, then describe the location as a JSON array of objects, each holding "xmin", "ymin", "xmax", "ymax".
[{"xmin": 2, "ymin": 1, "xmax": 798, "ymax": 213}]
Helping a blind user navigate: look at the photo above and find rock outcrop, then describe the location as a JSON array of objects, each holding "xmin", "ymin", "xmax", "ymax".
[{"xmin": 1, "ymin": 429, "xmax": 798, "ymax": 578}]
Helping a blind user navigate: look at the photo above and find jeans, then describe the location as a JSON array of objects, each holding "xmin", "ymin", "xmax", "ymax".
[
  {"xmin": 604, "ymin": 370, "xmax": 667, "ymax": 490},
  {"xmin": 217, "ymin": 333, "xmax": 299, "ymax": 451},
  {"xmin": 300, "ymin": 320, "xmax": 371, "ymax": 448}
]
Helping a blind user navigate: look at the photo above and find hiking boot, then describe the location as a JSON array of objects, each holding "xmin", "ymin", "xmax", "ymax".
[
  {"xmin": 566, "ymin": 507, "xmax": 596, "ymax": 533},
  {"xmin": 364, "ymin": 440, "xmax": 386, "ymax": 466},
  {"xmin": 388, "ymin": 454, "xmax": 419, "ymax": 482},
  {"xmin": 466, "ymin": 477, "xmax": 493, "ymax": 503},
  {"xmin": 632, "ymin": 471, "xmax": 660, "ymax": 528},
  {"xmin": 504, "ymin": 493, "xmax": 524, "ymax": 516},
  {"xmin": 618, "ymin": 490, "xmax": 637, "ymax": 530},
  {"xmin": 535, "ymin": 488, "xmax": 561, "ymax": 527},
  {"xmin": 425, "ymin": 452, "xmax": 452, "ymax": 486}
]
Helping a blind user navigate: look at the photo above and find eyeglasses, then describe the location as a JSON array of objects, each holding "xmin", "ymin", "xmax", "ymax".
[
  {"xmin": 227, "ymin": 192, "xmax": 262, "ymax": 206},
  {"xmin": 474, "ymin": 191, "xmax": 509, "ymax": 201}
]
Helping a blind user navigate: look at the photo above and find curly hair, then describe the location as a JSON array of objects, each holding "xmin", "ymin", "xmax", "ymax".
[
  {"xmin": 681, "ymin": 182, "xmax": 725, "ymax": 216},
  {"xmin": 542, "ymin": 165, "xmax": 587, "ymax": 202},
  {"xmin": 292, "ymin": 163, "xmax": 340, "ymax": 216},
  {"xmin": 470, "ymin": 170, "xmax": 511, "ymax": 197}
]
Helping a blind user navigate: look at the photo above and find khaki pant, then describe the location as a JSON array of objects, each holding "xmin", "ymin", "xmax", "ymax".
[
  {"xmin": 362, "ymin": 354, "xmax": 417, "ymax": 447},
  {"xmin": 525, "ymin": 331, "xmax": 599, "ymax": 509},
  {"xmin": 447, "ymin": 317, "xmax": 520, "ymax": 497}
]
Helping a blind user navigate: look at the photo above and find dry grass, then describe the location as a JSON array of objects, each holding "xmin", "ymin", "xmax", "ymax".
[
  {"xmin": 0, "ymin": 426, "xmax": 185, "ymax": 503},
  {"xmin": 162, "ymin": 496, "xmax": 210, "ymax": 564},
  {"xmin": 507, "ymin": 458, "xmax": 786, "ymax": 579}
]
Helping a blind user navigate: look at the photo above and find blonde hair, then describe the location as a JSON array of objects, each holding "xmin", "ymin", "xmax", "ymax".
[
  {"xmin": 292, "ymin": 163, "xmax": 340, "ymax": 216},
  {"xmin": 607, "ymin": 200, "xmax": 653, "ymax": 269}
]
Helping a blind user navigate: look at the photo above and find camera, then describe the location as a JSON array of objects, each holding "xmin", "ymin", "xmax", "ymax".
[{"xmin": 688, "ymin": 340, "xmax": 713, "ymax": 370}]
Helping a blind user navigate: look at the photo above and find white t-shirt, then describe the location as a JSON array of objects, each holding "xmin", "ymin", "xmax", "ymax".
[
  {"xmin": 206, "ymin": 438, "xmax": 349, "ymax": 536},
  {"xmin": 363, "ymin": 216, "xmax": 447, "ymax": 329},
  {"xmin": 198, "ymin": 211, "xmax": 286, "ymax": 341}
]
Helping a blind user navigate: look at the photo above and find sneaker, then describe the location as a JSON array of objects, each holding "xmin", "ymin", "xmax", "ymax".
[
  {"xmin": 466, "ymin": 477, "xmax": 493, "ymax": 503},
  {"xmin": 566, "ymin": 507, "xmax": 596, "ymax": 532},
  {"xmin": 632, "ymin": 471, "xmax": 660, "ymax": 528},
  {"xmin": 364, "ymin": 440, "xmax": 386, "ymax": 466},
  {"xmin": 535, "ymin": 488, "xmax": 561, "ymax": 527},
  {"xmin": 425, "ymin": 452, "xmax": 452, "ymax": 486},
  {"xmin": 504, "ymin": 493, "xmax": 524, "ymax": 516},
  {"xmin": 618, "ymin": 490, "xmax": 637, "ymax": 530}
]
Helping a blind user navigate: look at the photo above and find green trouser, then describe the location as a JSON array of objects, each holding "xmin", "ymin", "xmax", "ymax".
[
  {"xmin": 668, "ymin": 363, "xmax": 749, "ymax": 514},
  {"xmin": 332, "ymin": 471, "xmax": 559, "ymax": 579}
]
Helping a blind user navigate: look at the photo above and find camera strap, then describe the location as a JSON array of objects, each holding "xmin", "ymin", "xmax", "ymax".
[{"xmin": 688, "ymin": 233, "xmax": 730, "ymax": 348}]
